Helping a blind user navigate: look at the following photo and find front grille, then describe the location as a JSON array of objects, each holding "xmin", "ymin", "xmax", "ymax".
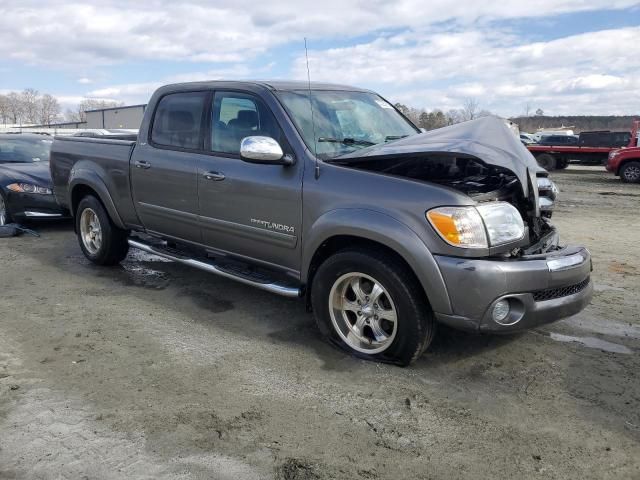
[{"xmin": 532, "ymin": 276, "xmax": 590, "ymax": 302}]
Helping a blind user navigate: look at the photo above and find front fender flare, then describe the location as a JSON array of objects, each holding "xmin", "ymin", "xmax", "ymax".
[
  {"xmin": 69, "ymin": 167, "xmax": 126, "ymax": 229},
  {"xmin": 302, "ymin": 208, "xmax": 452, "ymax": 315}
]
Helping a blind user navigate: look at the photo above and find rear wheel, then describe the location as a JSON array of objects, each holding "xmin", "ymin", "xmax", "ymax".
[
  {"xmin": 556, "ymin": 159, "xmax": 569, "ymax": 169},
  {"xmin": 76, "ymin": 195, "xmax": 129, "ymax": 265},
  {"xmin": 620, "ymin": 161, "xmax": 640, "ymax": 183},
  {"xmin": 0, "ymin": 192, "xmax": 10, "ymax": 226},
  {"xmin": 311, "ymin": 249, "xmax": 435, "ymax": 366},
  {"xmin": 536, "ymin": 153, "xmax": 557, "ymax": 171}
]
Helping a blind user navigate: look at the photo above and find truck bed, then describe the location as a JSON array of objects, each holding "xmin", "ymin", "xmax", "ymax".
[{"xmin": 50, "ymin": 136, "xmax": 137, "ymax": 218}]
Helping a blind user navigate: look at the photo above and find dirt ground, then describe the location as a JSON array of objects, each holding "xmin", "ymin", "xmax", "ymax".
[{"xmin": 0, "ymin": 165, "xmax": 638, "ymax": 479}]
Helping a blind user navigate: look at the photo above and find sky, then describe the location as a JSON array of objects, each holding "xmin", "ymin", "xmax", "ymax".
[{"xmin": 1, "ymin": 0, "xmax": 639, "ymax": 117}]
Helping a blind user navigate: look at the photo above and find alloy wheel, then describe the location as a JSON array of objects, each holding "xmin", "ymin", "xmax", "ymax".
[
  {"xmin": 623, "ymin": 165, "xmax": 640, "ymax": 182},
  {"xmin": 328, "ymin": 272, "xmax": 398, "ymax": 354},
  {"xmin": 80, "ymin": 208, "xmax": 102, "ymax": 255}
]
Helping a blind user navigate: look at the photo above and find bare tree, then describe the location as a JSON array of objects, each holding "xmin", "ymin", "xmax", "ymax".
[
  {"xmin": 524, "ymin": 102, "xmax": 532, "ymax": 117},
  {"xmin": 446, "ymin": 109, "xmax": 462, "ymax": 125},
  {"xmin": 461, "ymin": 98, "xmax": 479, "ymax": 121},
  {"xmin": 0, "ymin": 94, "xmax": 9, "ymax": 125},
  {"xmin": 39, "ymin": 94, "xmax": 61, "ymax": 125},
  {"xmin": 6, "ymin": 92, "xmax": 23, "ymax": 124},
  {"xmin": 21, "ymin": 88, "xmax": 41, "ymax": 124}
]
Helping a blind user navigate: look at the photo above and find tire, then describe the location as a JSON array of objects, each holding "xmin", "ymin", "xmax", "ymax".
[
  {"xmin": 556, "ymin": 159, "xmax": 569, "ymax": 170},
  {"xmin": 620, "ymin": 161, "xmax": 640, "ymax": 183},
  {"xmin": 0, "ymin": 191, "xmax": 11, "ymax": 226},
  {"xmin": 311, "ymin": 248, "xmax": 435, "ymax": 366},
  {"xmin": 536, "ymin": 153, "xmax": 557, "ymax": 171},
  {"xmin": 75, "ymin": 195, "xmax": 129, "ymax": 265}
]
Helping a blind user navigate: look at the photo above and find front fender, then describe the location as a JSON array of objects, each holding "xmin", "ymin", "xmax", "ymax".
[
  {"xmin": 69, "ymin": 166, "xmax": 126, "ymax": 229},
  {"xmin": 302, "ymin": 208, "xmax": 452, "ymax": 315}
]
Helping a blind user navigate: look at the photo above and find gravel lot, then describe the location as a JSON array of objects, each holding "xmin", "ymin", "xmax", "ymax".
[{"xmin": 1, "ymin": 165, "xmax": 639, "ymax": 479}]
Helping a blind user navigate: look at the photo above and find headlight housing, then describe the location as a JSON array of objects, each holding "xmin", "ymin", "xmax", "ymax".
[
  {"xmin": 7, "ymin": 183, "xmax": 53, "ymax": 195},
  {"xmin": 536, "ymin": 176, "xmax": 558, "ymax": 212},
  {"xmin": 427, "ymin": 202, "xmax": 525, "ymax": 249}
]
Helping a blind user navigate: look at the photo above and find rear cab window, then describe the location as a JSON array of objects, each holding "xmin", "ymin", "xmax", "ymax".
[{"xmin": 151, "ymin": 92, "xmax": 207, "ymax": 150}]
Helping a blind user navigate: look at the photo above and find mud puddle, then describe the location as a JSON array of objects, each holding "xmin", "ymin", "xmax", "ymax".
[{"xmin": 547, "ymin": 332, "xmax": 632, "ymax": 354}]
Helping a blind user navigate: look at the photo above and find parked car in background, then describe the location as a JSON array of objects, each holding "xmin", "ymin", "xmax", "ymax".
[
  {"xmin": 607, "ymin": 146, "xmax": 640, "ymax": 183},
  {"xmin": 520, "ymin": 133, "xmax": 535, "ymax": 145},
  {"xmin": 537, "ymin": 135, "xmax": 578, "ymax": 146},
  {"xmin": 0, "ymin": 134, "xmax": 66, "ymax": 225},
  {"xmin": 532, "ymin": 129, "xmax": 574, "ymax": 142},
  {"xmin": 579, "ymin": 130, "xmax": 631, "ymax": 148},
  {"xmin": 527, "ymin": 121, "xmax": 639, "ymax": 170},
  {"xmin": 50, "ymin": 81, "xmax": 592, "ymax": 365}
]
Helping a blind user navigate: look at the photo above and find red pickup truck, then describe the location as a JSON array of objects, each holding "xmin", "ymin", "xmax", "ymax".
[
  {"xmin": 527, "ymin": 121, "xmax": 639, "ymax": 171},
  {"xmin": 607, "ymin": 144, "xmax": 640, "ymax": 183}
]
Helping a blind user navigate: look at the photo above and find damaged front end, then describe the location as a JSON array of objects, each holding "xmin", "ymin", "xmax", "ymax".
[{"xmin": 329, "ymin": 117, "xmax": 561, "ymax": 256}]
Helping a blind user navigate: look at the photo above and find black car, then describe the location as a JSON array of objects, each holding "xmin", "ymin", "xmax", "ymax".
[
  {"xmin": 537, "ymin": 134, "xmax": 579, "ymax": 146},
  {"xmin": 0, "ymin": 134, "xmax": 66, "ymax": 226}
]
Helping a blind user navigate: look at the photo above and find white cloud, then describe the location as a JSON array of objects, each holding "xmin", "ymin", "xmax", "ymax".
[
  {"xmin": 292, "ymin": 26, "xmax": 640, "ymax": 115},
  {"xmin": 3, "ymin": 1, "xmax": 639, "ymax": 115},
  {"xmin": 82, "ymin": 64, "xmax": 255, "ymax": 105},
  {"xmin": 1, "ymin": 0, "xmax": 638, "ymax": 68}
]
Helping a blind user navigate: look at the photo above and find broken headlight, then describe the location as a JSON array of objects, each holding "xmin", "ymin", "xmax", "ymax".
[
  {"xmin": 427, "ymin": 202, "xmax": 525, "ymax": 249},
  {"xmin": 537, "ymin": 177, "xmax": 558, "ymax": 213}
]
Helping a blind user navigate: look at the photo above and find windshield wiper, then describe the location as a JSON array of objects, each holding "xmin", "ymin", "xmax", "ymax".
[
  {"xmin": 384, "ymin": 135, "xmax": 410, "ymax": 141},
  {"xmin": 317, "ymin": 137, "xmax": 376, "ymax": 147}
]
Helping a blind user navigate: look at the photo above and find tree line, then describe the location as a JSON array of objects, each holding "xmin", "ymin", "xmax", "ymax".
[
  {"xmin": 395, "ymin": 98, "xmax": 493, "ymax": 130},
  {"xmin": 0, "ymin": 89, "xmax": 123, "ymax": 126}
]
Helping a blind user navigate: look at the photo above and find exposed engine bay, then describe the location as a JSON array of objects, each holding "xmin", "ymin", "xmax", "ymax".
[{"xmin": 331, "ymin": 152, "xmax": 557, "ymax": 255}]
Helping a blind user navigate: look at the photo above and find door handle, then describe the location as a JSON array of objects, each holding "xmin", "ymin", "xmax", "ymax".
[
  {"xmin": 203, "ymin": 171, "xmax": 225, "ymax": 181},
  {"xmin": 135, "ymin": 160, "xmax": 151, "ymax": 170}
]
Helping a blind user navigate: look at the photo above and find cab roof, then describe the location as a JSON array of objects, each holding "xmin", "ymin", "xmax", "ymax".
[{"xmin": 159, "ymin": 80, "xmax": 371, "ymax": 93}]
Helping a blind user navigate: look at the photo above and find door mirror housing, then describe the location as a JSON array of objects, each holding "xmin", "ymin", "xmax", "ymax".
[{"xmin": 240, "ymin": 136, "xmax": 293, "ymax": 165}]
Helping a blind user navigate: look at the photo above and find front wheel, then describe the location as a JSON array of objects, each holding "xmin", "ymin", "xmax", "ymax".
[
  {"xmin": 76, "ymin": 195, "xmax": 129, "ymax": 265},
  {"xmin": 620, "ymin": 161, "xmax": 640, "ymax": 183},
  {"xmin": 311, "ymin": 249, "xmax": 435, "ymax": 366}
]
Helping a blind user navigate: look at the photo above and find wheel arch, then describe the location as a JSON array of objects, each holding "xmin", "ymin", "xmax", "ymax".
[
  {"xmin": 69, "ymin": 170, "xmax": 125, "ymax": 229},
  {"xmin": 302, "ymin": 209, "xmax": 452, "ymax": 315}
]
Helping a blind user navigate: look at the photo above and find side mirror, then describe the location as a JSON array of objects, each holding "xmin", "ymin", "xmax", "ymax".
[{"xmin": 240, "ymin": 136, "xmax": 294, "ymax": 165}]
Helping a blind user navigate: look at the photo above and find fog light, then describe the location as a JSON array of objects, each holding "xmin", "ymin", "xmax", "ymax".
[{"xmin": 492, "ymin": 300, "xmax": 510, "ymax": 323}]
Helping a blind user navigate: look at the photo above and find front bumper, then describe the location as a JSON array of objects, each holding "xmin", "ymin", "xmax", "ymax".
[
  {"xmin": 433, "ymin": 245, "xmax": 593, "ymax": 333},
  {"xmin": 6, "ymin": 191, "xmax": 67, "ymax": 221}
]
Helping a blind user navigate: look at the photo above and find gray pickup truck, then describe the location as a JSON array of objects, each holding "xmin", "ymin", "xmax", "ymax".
[{"xmin": 50, "ymin": 81, "xmax": 592, "ymax": 365}]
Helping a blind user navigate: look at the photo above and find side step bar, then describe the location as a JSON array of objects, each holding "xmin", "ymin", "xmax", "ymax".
[{"xmin": 127, "ymin": 239, "xmax": 301, "ymax": 298}]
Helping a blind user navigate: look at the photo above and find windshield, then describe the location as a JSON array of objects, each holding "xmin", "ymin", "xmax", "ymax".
[
  {"xmin": 276, "ymin": 90, "xmax": 419, "ymax": 159},
  {"xmin": 0, "ymin": 137, "xmax": 52, "ymax": 163}
]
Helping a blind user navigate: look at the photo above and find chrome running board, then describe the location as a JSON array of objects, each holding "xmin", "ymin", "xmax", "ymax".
[{"xmin": 128, "ymin": 239, "xmax": 301, "ymax": 298}]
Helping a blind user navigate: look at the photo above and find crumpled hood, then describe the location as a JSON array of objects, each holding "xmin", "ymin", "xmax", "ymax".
[
  {"xmin": 336, "ymin": 116, "xmax": 543, "ymax": 196},
  {"xmin": 0, "ymin": 162, "xmax": 53, "ymax": 187}
]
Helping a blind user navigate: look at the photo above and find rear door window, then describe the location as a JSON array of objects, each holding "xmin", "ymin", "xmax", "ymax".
[{"xmin": 151, "ymin": 92, "xmax": 207, "ymax": 150}]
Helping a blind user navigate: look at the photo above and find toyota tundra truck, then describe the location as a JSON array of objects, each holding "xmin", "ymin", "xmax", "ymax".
[{"xmin": 50, "ymin": 81, "xmax": 592, "ymax": 365}]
